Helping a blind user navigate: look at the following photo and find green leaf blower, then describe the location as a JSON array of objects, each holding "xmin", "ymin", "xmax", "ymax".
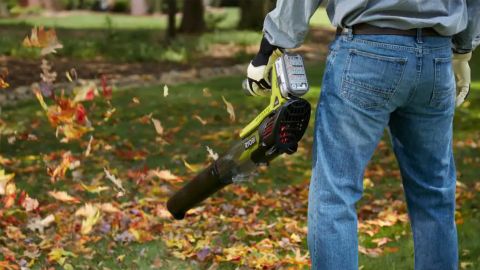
[{"xmin": 167, "ymin": 53, "xmax": 311, "ymax": 220}]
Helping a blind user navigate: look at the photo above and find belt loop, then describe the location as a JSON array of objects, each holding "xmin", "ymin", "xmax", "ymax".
[
  {"xmin": 344, "ymin": 27, "xmax": 353, "ymax": 41},
  {"xmin": 416, "ymin": 28, "xmax": 423, "ymax": 44}
]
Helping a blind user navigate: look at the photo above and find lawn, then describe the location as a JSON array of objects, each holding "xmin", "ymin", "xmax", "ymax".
[
  {"xmin": 0, "ymin": 7, "xmax": 333, "ymax": 64},
  {"xmin": 0, "ymin": 49, "xmax": 479, "ymax": 269},
  {"xmin": 0, "ymin": 7, "xmax": 331, "ymax": 30}
]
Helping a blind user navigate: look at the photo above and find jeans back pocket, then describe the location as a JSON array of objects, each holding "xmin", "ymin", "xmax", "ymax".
[
  {"xmin": 430, "ymin": 57, "xmax": 455, "ymax": 110},
  {"xmin": 341, "ymin": 49, "xmax": 407, "ymax": 110}
]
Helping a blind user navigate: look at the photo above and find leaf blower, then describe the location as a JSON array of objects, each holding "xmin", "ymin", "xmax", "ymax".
[{"xmin": 167, "ymin": 53, "xmax": 311, "ymax": 220}]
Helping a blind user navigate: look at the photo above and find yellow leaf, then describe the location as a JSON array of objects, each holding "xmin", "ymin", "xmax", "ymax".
[
  {"xmin": 32, "ymin": 85, "xmax": 48, "ymax": 110},
  {"xmin": 290, "ymin": 233, "xmax": 302, "ymax": 243},
  {"xmin": 202, "ymin": 88, "xmax": 212, "ymax": 97},
  {"xmin": 182, "ymin": 159, "xmax": 202, "ymax": 173},
  {"xmin": 80, "ymin": 183, "xmax": 110, "ymax": 194},
  {"xmin": 163, "ymin": 85, "xmax": 169, "ymax": 97},
  {"xmin": 75, "ymin": 203, "xmax": 101, "ymax": 235},
  {"xmin": 0, "ymin": 169, "xmax": 15, "ymax": 195},
  {"xmin": 48, "ymin": 248, "xmax": 77, "ymax": 265},
  {"xmin": 48, "ymin": 190, "xmax": 80, "ymax": 204}
]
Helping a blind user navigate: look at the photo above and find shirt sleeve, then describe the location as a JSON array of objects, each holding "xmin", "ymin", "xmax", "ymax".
[
  {"xmin": 263, "ymin": 0, "xmax": 324, "ymax": 49},
  {"xmin": 452, "ymin": 0, "xmax": 480, "ymax": 53}
]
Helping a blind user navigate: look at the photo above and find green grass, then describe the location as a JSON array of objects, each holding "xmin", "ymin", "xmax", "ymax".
[
  {"xmin": 1, "ymin": 55, "xmax": 479, "ymax": 269},
  {"xmin": 0, "ymin": 7, "xmax": 332, "ymax": 63}
]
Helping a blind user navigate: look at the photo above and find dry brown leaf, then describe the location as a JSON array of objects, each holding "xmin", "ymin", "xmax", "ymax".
[
  {"xmin": 193, "ymin": 115, "xmax": 208, "ymax": 125},
  {"xmin": 151, "ymin": 118, "xmax": 164, "ymax": 136},
  {"xmin": 222, "ymin": 96, "xmax": 236, "ymax": 122},
  {"xmin": 148, "ymin": 169, "xmax": 182, "ymax": 182}
]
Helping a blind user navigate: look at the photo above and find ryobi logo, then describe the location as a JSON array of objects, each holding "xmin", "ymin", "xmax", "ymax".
[{"xmin": 244, "ymin": 136, "xmax": 257, "ymax": 149}]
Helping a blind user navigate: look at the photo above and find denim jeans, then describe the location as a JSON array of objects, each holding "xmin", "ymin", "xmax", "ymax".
[{"xmin": 308, "ymin": 30, "xmax": 458, "ymax": 270}]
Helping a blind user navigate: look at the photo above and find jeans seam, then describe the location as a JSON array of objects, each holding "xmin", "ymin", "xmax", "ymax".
[
  {"xmin": 430, "ymin": 57, "xmax": 455, "ymax": 109},
  {"xmin": 348, "ymin": 37, "xmax": 452, "ymax": 53}
]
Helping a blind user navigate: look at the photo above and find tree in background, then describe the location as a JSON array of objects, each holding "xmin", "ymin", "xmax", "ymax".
[
  {"xmin": 179, "ymin": 0, "xmax": 205, "ymax": 34},
  {"xmin": 166, "ymin": 0, "xmax": 176, "ymax": 39},
  {"xmin": 238, "ymin": 0, "xmax": 275, "ymax": 30}
]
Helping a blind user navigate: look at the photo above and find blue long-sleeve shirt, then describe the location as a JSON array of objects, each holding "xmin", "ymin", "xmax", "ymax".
[{"xmin": 264, "ymin": 0, "xmax": 480, "ymax": 53}]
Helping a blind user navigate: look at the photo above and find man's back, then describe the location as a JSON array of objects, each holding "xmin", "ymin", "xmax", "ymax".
[{"xmin": 264, "ymin": 0, "xmax": 479, "ymax": 52}]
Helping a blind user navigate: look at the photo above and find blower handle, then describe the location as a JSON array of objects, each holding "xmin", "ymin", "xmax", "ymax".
[{"xmin": 167, "ymin": 163, "xmax": 230, "ymax": 220}]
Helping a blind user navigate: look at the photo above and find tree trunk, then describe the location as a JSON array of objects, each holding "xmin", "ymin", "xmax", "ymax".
[
  {"xmin": 166, "ymin": 0, "xmax": 176, "ymax": 39},
  {"xmin": 238, "ymin": 0, "xmax": 275, "ymax": 30},
  {"xmin": 180, "ymin": 0, "xmax": 205, "ymax": 34}
]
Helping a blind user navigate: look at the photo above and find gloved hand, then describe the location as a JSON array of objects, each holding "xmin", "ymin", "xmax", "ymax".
[
  {"xmin": 452, "ymin": 52, "xmax": 472, "ymax": 107},
  {"xmin": 245, "ymin": 36, "xmax": 283, "ymax": 96}
]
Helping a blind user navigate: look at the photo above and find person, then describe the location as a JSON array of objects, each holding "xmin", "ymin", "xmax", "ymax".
[{"xmin": 246, "ymin": 1, "xmax": 479, "ymax": 269}]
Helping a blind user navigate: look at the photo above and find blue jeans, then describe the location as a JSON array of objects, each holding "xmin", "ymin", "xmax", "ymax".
[{"xmin": 308, "ymin": 31, "xmax": 458, "ymax": 270}]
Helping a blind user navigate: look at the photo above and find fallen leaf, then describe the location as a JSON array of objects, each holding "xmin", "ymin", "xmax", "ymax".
[
  {"xmin": 21, "ymin": 193, "xmax": 39, "ymax": 212},
  {"xmin": 104, "ymin": 168, "xmax": 125, "ymax": 192},
  {"xmin": 85, "ymin": 135, "xmax": 93, "ymax": 157},
  {"xmin": 0, "ymin": 169, "xmax": 15, "ymax": 195},
  {"xmin": 0, "ymin": 68, "xmax": 9, "ymax": 89},
  {"xmin": 47, "ymin": 248, "xmax": 77, "ymax": 265},
  {"xmin": 193, "ymin": 115, "xmax": 207, "ymax": 125},
  {"xmin": 65, "ymin": 68, "xmax": 77, "ymax": 82},
  {"xmin": 182, "ymin": 159, "xmax": 203, "ymax": 173},
  {"xmin": 203, "ymin": 88, "xmax": 212, "ymax": 97},
  {"xmin": 48, "ymin": 190, "xmax": 80, "ymax": 204},
  {"xmin": 99, "ymin": 202, "xmax": 120, "ymax": 213},
  {"xmin": 222, "ymin": 96, "xmax": 235, "ymax": 122},
  {"xmin": 80, "ymin": 183, "xmax": 110, "ymax": 194},
  {"xmin": 73, "ymin": 83, "xmax": 97, "ymax": 102},
  {"xmin": 75, "ymin": 203, "xmax": 101, "ymax": 235},
  {"xmin": 151, "ymin": 118, "xmax": 164, "ymax": 136},
  {"xmin": 206, "ymin": 146, "xmax": 219, "ymax": 160},
  {"xmin": 23, "ymin": 26, "xmax": 63, "ymax": 55},
  {"xmin": 148, "ymin": 169, "xmax": 181, "ymax": 182},
  {"xmin": 164, "ymin": 85, "xmax": 169, "ymax": 97},
  {"xmin": 27, "ymin": 214, "xmax": 55, "ymax": 233}
]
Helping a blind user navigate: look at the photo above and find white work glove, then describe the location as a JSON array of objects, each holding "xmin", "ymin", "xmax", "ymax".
[
  {"xmin": 245, "ymin": 36, "xmax": 283, "ymax": 96},
  {"xmin": 452, "ymin": 52, "xmax": 472, "ymax": 107}
]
